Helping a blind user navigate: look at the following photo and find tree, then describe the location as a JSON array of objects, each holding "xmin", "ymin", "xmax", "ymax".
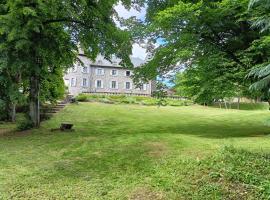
[
  {"xmin": 247, "ymin": 0, "xmax": 270, "ymax": 94},
  {"xmin": 131, "ymin": 0, "xmax": 267, "ymax": 103},
  {"xmin": 0, "ymin": 0, "xmax": 142, "ymax": 127}
]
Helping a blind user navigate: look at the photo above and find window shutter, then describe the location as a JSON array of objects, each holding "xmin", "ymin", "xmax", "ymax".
[{"xmin": 101, "ymin": 81, "xmax": 104, "ymax": 88}]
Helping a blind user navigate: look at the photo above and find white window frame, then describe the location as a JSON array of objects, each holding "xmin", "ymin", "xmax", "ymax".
[
  {"xmin": 82, "ymin": 78, "xmax": 88, "ymax": 87},
  {"xmin": 95, "ymin": 80, "xmax": 103, "ymax": 89},
  {"xmin": 125, "ymin": 82, "xmax": 132, "ymax": 90},
  {"xmin": 111, "ymin": 69, "xmax": 118, "ymax": 76},
  {"xmin": 110, "ymin": 81, "xmax": 118, "ymax": 89},
  {"xmin": 71, "ymin": 78, "xmax": 76, "ymax": 87},
  {"xmin": 96, "ymin": 68, "xmax": 105, "ymax": 76}
]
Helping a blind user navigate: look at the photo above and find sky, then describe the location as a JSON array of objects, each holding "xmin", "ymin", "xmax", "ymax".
[
  {"xmin": 115, "ymin": 3, "xmax": 175, "ymax": 87},
  {"xmin": 115, "ymin": 4, "xmax": 147, "ymax": 60}
]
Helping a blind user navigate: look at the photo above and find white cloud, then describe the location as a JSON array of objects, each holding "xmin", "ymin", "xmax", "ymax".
[
  {"xmin": 115, "ymin": 3, "xmax": 146, "ymax": 20},
  {"xmin": 115, "ymin": 3, "xmax": 147, "ymax": 60},
  {"xmin": 132, "ymin": 43, "xmax": 147, "ymax": 60}
]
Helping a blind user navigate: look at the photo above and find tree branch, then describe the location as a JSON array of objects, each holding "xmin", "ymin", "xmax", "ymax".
[{"xmin": 42, "ymin": 18, "xmax": 93, "ymax": 28}]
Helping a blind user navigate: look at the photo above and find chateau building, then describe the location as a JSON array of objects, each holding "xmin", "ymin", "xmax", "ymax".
[{"xmin": 64, "ymin": 53, "xmax": 156, "ymax": 96}]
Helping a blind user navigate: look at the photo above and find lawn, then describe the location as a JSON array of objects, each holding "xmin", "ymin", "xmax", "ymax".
[{"xmin": 1, "ymin": 103, "xmax": 270, "ymax": 199}]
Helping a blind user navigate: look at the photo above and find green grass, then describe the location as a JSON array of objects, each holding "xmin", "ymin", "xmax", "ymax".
[
  {"xmin": 1, "ymin": 103, "xmax": 270, "ymax": 199},
  {"xmin": 211, "ymin": 102, "xmax": 269, "ymax": 110}
]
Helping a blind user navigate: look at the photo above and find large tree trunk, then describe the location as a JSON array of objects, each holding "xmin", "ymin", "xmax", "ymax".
[{"xmin": 29, "ymin": 75, "xmax": 40, "ymax": 127}]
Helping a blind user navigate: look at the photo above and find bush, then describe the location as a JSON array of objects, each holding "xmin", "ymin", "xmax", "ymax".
[
  {"xmin": 17, "ymin": 118, "xmax": 34, "ymax": 131},
  {"xmin": 76, "ymin": 94, "xmax": 88, "ymax": 102},
  {"xmin": 99, "ymin": 98, "xmax": 114, "ymax": 104},
  {"xmin": 75, "ymin": 94, "xmax": 192, "ymax": 107},
  {"xmin": 141, "ymin": 98, "xmax": 158, "ymax": 106},
  {"xmin": 0, "ymin": 100, "xmax": 8, "ymax": 121}
]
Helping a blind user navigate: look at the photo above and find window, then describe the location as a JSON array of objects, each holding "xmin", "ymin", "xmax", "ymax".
[
  {"xmin": 111, "ymin": 81, "xmax": 117, "ymax": 89},
  {"xmin": 96, "ymin": 68, "xmax": 104, "ymax": 75},
  {"xmin": 138, "ymin": 83, "xmax": 147, "ymax": 91},
  {"xmin": 71, "ymin": 78, "xmax": 76, "ymax": 87},
  {"xmin": 125, "ymin": 82, "xmax": 131, "ymax": 90},
  {"xmin": 96, "ymin": 80, "xmax": 103, "ymax": 88},
  {"xmin": 82, "ymin": 78, "xmax": 87, "ymax": 87},
  {"xmin": 143, "ymin": 84, "xmax": 147, "ymax": 91},
  {"xmin": 126, "ymin": 70, "xmax": 131, "ymax": 77},
  {"xmin": 111, "ymin": 69, "xmax": 118, "ymax": 76},
  {"xmin": 72, "ymin": 66, "xmax": 77, "ymax": 72},
  {"xmin": 82, "ymin": 66, "xmax": 88, "ymax": 73}
]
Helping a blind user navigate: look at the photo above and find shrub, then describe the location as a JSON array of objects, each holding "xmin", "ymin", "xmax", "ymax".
[
  {"xmin": 76, "ymin": 94, "xmax": 88, "ymax": 102},
  {"xmin": 17, "ymin": 117, "xmax": 34, "ymax": 131},
  {"xmin": 74, "ymin": 94, "xmax": 192, "ymax": 107},
  {"xmin": 119, "ymin": 96, "xmax": 137, "ymax": 104},
  {"xmin": 0, "ymin": 100, "xmax": 8, "ymax": 121},
  {"xmin": 141, "ymin": 98, "xmax": 158, "ymax": 106},
  {"xmin": 99, "ymin": 98, "xmax": 114, "ymax": 104}
]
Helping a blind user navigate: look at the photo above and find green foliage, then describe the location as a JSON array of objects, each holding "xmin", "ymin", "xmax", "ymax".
[
  {"xmin": 0, "ymin": 99, "xmax": 8, "ymax": 121},
  {"xmin": 0, "ymin": 0, "xmax": 142, "ymax": 125},
  {"xmin": 130, "ymin": 0, "xmax": 270, "ymax": 103},
  {"xmin": 75, "ymin": 94, "xmax": 192, "ymax": 107},
  {"xmin": 211, "ymin": 102, "xmax": 269, "ymax": 110},
  {"xmin": 16, "ymin": 116, "xmax": 34, "ymax": 131},
  {"xmin": 76, "ymin": 94, "xmax": 88, "ymax": 102},
  {"xmin": 152, "ymin": 82, "xmax": 168, "ymax": 106}
]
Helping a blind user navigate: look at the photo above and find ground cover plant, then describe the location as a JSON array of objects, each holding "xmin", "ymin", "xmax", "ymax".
[
  {"xmin": 75, "ymin": 94, "xmax": 193, "ymax": 107},
  {"xmin": 1, "ymin": 103, "xmax": 270, "ymax": 199}
]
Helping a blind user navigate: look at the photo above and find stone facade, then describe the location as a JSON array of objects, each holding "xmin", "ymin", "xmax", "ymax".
[{"xmin": 64, "ymin": 54, "xmax": 156, "ymax": 96}]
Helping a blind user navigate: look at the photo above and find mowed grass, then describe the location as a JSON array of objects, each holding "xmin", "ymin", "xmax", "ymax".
[{"xmin": 1, "ymin": 103, "xmax": 270, "ymax": 199}]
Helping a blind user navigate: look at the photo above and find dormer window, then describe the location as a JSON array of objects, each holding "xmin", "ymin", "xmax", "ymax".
[
  {"xmin": 97, "ymin": 60, "xmax": 103, "ymax": 65},
  {"xmin": 82, "ymin": 66, "xmax": 88, "ymax": 73},
  {"xmin": 72, "ymin": 66, "xmax": 77, "ymax": 72}
]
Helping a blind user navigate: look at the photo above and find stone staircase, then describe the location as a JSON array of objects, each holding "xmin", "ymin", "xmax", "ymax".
[{"xmin": 41, "ymin": 95, "xmax": 74, "ymax": 121}]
